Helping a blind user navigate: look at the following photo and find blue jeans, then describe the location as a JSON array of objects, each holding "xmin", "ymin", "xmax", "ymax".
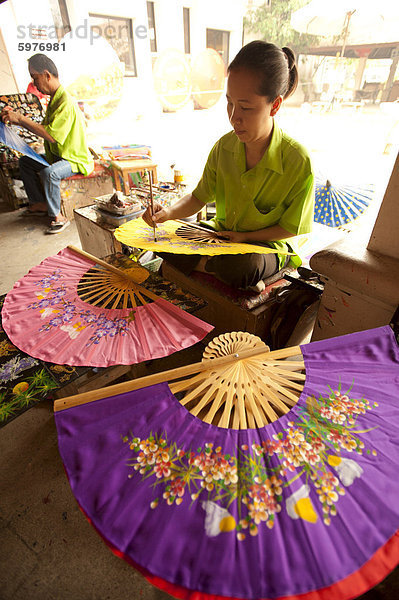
[{"xmin": 19, "ymin": 155, "xmax": 74, "ymax": 218}]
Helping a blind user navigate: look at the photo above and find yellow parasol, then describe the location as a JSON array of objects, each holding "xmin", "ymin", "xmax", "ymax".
[{"xmin": 114, "ymin": 218, "xmax": 291, "ymax": 256}]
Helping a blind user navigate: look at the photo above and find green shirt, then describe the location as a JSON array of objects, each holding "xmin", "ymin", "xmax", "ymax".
[
  {"xmin": 192, "ymin": 123, "xmax": 314, "ymax": 268},
  {"xmin": 42, "ymin": 85, "xmax": 94, "ymax": 176}
]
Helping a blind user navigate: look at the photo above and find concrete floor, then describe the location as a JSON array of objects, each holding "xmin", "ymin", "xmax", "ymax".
[
  {"xmin": 0, "ymin": 200, "xmax": 398, "ymax": 600},
  {"xmin": 0, "ymin": 203, "xmax": 81, "ymax": 296}
]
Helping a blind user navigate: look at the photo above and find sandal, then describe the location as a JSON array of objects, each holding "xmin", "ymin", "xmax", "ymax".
[
  {"xmin": 21, "ymin": 208, "xmax": 47, "ymax": 217},
  {"xmin": 46, "ymin": 219, "xmax": 71, "ymax": 234}
]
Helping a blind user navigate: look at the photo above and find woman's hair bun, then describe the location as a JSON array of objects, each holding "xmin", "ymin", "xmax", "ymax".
[
  {"xmin": 228, "ymin": 41, "xmax": 298, "ymax": 101},
  {"xmin": 282, "ymin": 47, "xmax": 296, "ymax": 70},
  {"xmin": 281, "ymin": 46, "xmax": 298, "ymax": 99}
]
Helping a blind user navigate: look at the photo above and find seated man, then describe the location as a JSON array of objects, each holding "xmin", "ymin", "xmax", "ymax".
[
  {"xmin": 1, "ymin": 53, "xmax": 93, "ymax": 233},
  {"xmin": 26, "ymin": 80, "xmax": 49, "ymax": 111}
]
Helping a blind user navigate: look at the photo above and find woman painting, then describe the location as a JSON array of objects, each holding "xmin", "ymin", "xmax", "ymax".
[{"xmin": 143, "ymin": 41, "xmax": 314, "ymax": 292}]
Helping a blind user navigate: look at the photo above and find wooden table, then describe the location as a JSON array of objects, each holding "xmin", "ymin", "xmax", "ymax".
[{"xmin": 110, "ymin": 158, "xmax": 158, "ymax": 194}]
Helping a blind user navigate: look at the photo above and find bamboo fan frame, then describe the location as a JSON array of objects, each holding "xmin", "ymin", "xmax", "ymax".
[
  {"xmin": 174, "ymin": 220, "xmax": 229, "ymax": 245},
  {"xmin": 69, "ymin": 245, "xmax": 163, "ymax": 310},
  {"xmin": 54, "ymin": 332, "xmax": 305, "ymax": 429}
]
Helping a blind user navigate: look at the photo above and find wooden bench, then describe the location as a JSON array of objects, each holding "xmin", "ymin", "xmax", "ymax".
[{"xmin": 161, "ymin": 261, "xmax": 293, "ymax": 340}]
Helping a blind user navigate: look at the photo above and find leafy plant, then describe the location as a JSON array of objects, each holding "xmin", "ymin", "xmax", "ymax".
[{"xmin": 244, "ymin": 0, "xmax": 321, "ymax": 55}]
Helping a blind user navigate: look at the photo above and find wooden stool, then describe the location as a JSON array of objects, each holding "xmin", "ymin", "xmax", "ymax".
[
  {"xmin": 110, "ymin": 159, "xmax": 158, "ymax": 195},
  {"xmin": 161, "ymin": 261, "xmax": 292, "ymax": 340}
]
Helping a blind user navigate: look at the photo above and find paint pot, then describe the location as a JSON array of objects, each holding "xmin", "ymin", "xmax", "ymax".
[{"xmin": 174, "ymin": 169, "xmax": 184, "ymax": 184}]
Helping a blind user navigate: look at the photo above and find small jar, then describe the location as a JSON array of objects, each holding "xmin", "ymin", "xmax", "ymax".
[{"xmin": 174, "ymin": 169, "xmax": 183, "ymax": 184}]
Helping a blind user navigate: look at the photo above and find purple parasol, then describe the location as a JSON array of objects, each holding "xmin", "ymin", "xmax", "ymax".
[{"xmin": 55, "ymin": 326, "xmax": 399, "ymax": 599}]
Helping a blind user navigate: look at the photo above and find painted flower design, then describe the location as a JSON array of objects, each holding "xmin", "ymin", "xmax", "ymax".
[
  {"xmin": 0, "ymin": 355, "xmax": 39, "ymax": 383},
  {"xmin": 328, "ymin": 455, "xmax": 364, "ymax": 486},
  {"xmin": 0, "ymin": 340, "xmax": 18, "ymax": 357},
  {"xmin": 27, "ymin": 273, "xmax": 130, "ymax": 346},
  {"xmin": 133, "ymin": 223, "xmax": 234, "ymax": 250},
  {"xmin": 202, "ymin": 501, "xmax": 236, "ymax": 537},
  {"xmin": 286, "ymin": 485, "xmax": 318, "ymax": 523},
  {"xmin": 122, "ymin": 384, "xmax": 378, "ymax": 540}
]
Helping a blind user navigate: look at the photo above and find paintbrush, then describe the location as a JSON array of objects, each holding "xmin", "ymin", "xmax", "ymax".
[{"xmin": 148, "ymin": 170, "xmax": 157, "ymax": 242}]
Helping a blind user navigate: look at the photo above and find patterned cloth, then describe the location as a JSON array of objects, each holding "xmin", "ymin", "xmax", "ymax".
[{"xmin": 0, "ymin": 294, "xmax": 89, "ymax": 428}]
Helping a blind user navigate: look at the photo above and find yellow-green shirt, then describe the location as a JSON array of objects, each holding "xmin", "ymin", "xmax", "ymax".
[
  {"xmin": 42, "ymin": 85, "xmax": 94, "ymax": 176},
  {"xmin": 192, "ymin": 123, "xmax": 314, "ymax": 268}
]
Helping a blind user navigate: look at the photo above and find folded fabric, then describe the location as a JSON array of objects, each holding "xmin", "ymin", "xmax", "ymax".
[{"xmin": 102, "ymin": 144, "xmax": 151, "ymax": 161}]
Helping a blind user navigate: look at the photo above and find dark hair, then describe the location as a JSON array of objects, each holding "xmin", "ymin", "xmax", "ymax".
[
  {"xmin": 228, "ymin": 41, "xmax": 298, "ymax": 101},
  {"xmin": 28, "ymin": 54, "xmax": 58, "ymax": 78}
]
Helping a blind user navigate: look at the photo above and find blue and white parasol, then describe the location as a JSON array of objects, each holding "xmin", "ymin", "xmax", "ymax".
[
  {"xmin": 0, "ymin": 122, "xmax": 49, "ymax": 167},
  {"xmin": 314, "ymin": 178, "xmax": 374, "ymax": 228}
]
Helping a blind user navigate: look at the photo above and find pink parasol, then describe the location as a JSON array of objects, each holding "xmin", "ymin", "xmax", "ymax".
[{"xmin": 1, "ymin": 246, "xmax": 213, "ymax": 367}]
